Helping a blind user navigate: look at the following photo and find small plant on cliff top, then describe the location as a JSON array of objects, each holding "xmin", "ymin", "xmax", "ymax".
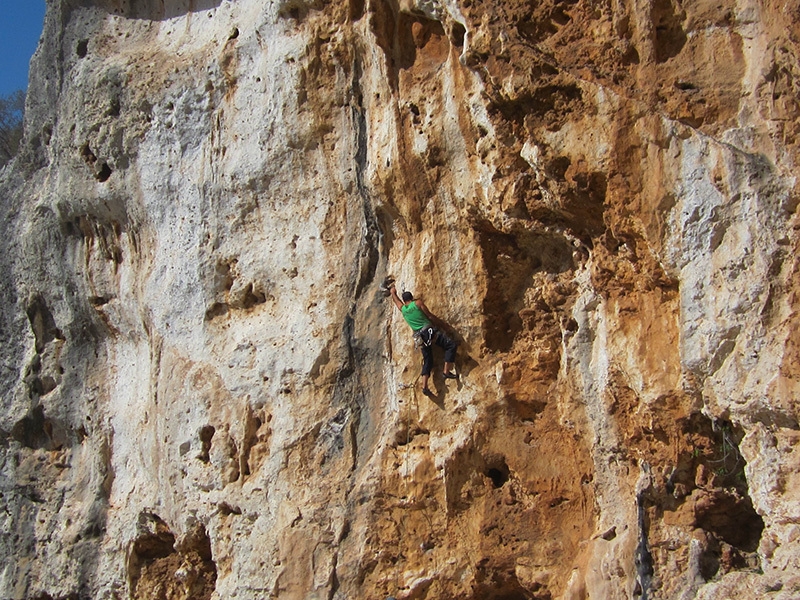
[{"xmin": 0, "ymin": 89, "xmax": 24, "ymax": 167}]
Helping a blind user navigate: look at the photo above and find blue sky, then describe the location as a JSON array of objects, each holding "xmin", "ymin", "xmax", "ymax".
[{"xmin": 0, "ymin": 2, "xmax": 46, "ymax": 97}]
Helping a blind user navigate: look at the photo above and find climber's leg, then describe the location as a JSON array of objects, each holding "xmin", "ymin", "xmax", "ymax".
[
  {"xmin": 421, "ymin": 345, "xmax": 434, "ymax": 394},
  {"xmin": 437, "ymin": 331, "xmax": 458, "ymax": 377}
]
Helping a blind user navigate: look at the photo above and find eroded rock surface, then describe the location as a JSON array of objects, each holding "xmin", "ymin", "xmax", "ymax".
[{"xmin": 1, "ymin": 0, "xmax": 799, "ymax": 598}]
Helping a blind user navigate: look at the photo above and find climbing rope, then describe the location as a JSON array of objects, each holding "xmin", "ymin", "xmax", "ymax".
[{"xmin": 398, "ymin": 366, "xmax": 439, "ymax": 586}]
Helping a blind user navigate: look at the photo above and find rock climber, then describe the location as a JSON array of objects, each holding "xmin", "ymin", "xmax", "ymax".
[{"xmin": 385, "ymin": 278, "xmax": 457, "ymax": 398}]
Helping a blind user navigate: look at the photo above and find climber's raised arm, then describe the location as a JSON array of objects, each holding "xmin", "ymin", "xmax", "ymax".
[{"xmin": 389, "ymin": 284, "xmax": 404, "ymax": 311}]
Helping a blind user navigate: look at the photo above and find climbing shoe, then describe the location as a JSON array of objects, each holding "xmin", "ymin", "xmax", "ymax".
[
  {"xmin": 443, "ymin": 372, "xmax": 458, "ymax": 379},
  {"xmin": 422, "ymin": 388, "xmax": 435, "ymax": 398}
]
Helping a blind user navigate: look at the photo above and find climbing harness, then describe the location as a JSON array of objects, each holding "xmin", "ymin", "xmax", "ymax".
[{"xmin": 412, "ymin": 326, "xmax": 437, "ymax": 348}]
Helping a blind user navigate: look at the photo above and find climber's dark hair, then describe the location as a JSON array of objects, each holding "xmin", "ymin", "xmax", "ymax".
[{"xmin": 401, "ymin": 291, "xmax": 414, "ymax": 303}]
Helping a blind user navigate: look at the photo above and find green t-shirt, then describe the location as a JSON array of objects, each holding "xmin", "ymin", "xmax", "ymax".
[{"xmin": 401, "ymin": 301, "xmax": 431, "ymax": 331}]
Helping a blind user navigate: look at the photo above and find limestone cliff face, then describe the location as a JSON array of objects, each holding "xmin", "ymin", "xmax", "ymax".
[{"xmin": 1, "ymin": 0, "xmax": 799, "ymax": 598}]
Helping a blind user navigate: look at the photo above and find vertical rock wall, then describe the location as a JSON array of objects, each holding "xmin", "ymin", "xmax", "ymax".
[{"xmin": 0, "ymin": 0, "xmax": 799, "ymax": 598}]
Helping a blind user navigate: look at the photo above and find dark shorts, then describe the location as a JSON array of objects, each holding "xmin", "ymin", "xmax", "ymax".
[{"xmin": 419, "ymin": 328, "xmax": 457, "ymax": 376}]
